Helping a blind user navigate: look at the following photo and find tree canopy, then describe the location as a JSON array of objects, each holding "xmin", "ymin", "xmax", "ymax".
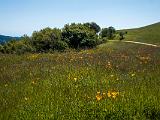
[
  {"xmin": 0, "ymin": 22, "xmax": 117, "ymax": 54},
  {"xmin": 62, "ymin": 23, "xmax": 98, "ymax": 49},
  {"xmin": 100, "ymin": 26, "xmax": 116, "ymax": 39}
]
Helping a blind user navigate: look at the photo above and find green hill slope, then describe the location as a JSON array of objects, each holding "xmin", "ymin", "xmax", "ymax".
[{"xmin": 122, "ymin": 22, "xmax": 160, "ymax": 45}]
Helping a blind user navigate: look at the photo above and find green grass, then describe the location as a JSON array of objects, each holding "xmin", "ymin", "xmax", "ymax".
[
  {"xmin": 121, "ymin": 22, "xmax": 160, "ymax": 45},
  {"xmin": 0, "ymin": 41, "xmax": 160, "ymax": 119}
]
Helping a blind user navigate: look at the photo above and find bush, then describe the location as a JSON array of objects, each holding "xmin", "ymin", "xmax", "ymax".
[
  {"xmin": 119, "ymin": 31, "xmax": 127, "ymax": 40},
  {"xmin": 84, "ymin": 22, "xmax": 101, "ymax": 33},
  {"xmin": 53, "ymin": 40, "xmax": 68, "ymax": 51},
  {"xmin": 80, "ymin": 38, "xmax": 97, "ymax": 48},
  {"xmin": 0, "ymin": 45, "xmax": 4, "ymax": 53},
  {"xmin": 100, "ymin": 27, "xmax": 116, "ymax": 39},
  {"xmin": 0, "ymin": 22, "xmax": 104, "ymax": 54},
  {"xmin": 62, "ymin": 23, "xmax": 98, "ymax": 49},
  {"xmin": 97, "ymin": 37, "xmax": 108, "ymax": 45},
  {"xmin": 31, "ymin": 27, "xmax": 62, "ymax": 52}
]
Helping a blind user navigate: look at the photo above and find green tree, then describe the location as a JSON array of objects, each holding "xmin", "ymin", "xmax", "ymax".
[
  {"xmin": 62, "ymin": 23, "xmax": 98, "ymax": 49},
  {"xmin": 84, "ymin": 22, "xmax": 101, "ymax": 33},
  {"xmin": 107, "ymin": 26, "xmax": 116, "ymax": 39},
  {"xmin": 119, "ymin": 31, "xmax": 127, "ymax": 40},
  {"xmin": 100, "ymin": 27, "xmax": 116, "ymax": 39},
  {"xmin": 31, "ymin": 27, "xmax": 66, "ymax": 52},
  {"xmin": 100, "ymin": 28, "xmax": 108, "ymax": 38}
]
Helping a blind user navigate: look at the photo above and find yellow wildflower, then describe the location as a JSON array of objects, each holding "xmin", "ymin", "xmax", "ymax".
[
  {"xmin": 102, "ymin": 92, "xmax": 106, "ymax": 98},
  {"xmin": 107, "ymin": 91, "xmax": 112, "ymax": 98},
  {"xmin": 112, "ymin": 91, "xmax": 119, "ymax": 96},
  {"xmin": 107, "ymin": 90, "xmax": 119, "ymax": 99},
  {"xmin": 96, "ymin": 91, "xmax": 102, "ymax": 101},
  {"xmin": 74, "ymin": 78, "xmax": 77, "ymax": 81},
  {"xmin": 31, "ymin": 81, "xmax": 36, "ymax": 85},
  {"xmin": 112, "ymin": 95, "xmax": 117, "ymax": 99},
  {"xmin": 97, "ymin": 91, "xmax": 100, "ymax": 94},
  {"xmin": 96, "ymin": 95, "xmax": 102, "ymax": 101},
  {"xmin": 24, "ymin": 97, "xmax": 29, "ymax": 101},
  {"xmin": 110, "ymin": 75, "xmax": 114, "ymax": 77},
  {"xmin": 131, "ymin": 73, "xmax": 136, "ymax": 77}
]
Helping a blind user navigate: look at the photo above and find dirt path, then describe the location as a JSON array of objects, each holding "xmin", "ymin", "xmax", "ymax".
[
  {"xmin": 110, "ymin": 40, "xmax": 160, "ymax": 48},
  {"xmin": 123, "ymin": 41, "xmax": 159, "ymax": 47}
]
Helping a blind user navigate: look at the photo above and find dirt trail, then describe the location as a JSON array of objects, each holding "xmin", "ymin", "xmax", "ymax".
[
  {"xmin": 110, "ymin": 40, "xmax": 160, "ymax": 48},
  {"xmin": 123, "ymin": 41, "xmax": 159, "ymax": 47}
]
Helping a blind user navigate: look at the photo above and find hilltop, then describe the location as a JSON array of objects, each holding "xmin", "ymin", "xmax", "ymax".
[{"xmin": 121, "ymin": 22, "xmax": 160, "ymax": 45}]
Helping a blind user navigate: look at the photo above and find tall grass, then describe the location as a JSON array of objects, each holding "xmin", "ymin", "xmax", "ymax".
[{"xmin": 0, "ymin": 42, "xmax": 160, "ymax": 119}]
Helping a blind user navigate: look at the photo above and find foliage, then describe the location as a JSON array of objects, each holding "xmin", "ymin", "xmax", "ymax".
[
  {"xmin": 0, "ymin": 22, "xmax": 102, "ymax": 54},
  {"xmin": 53, "ymin": 40, "xmax": 68, "ymax": 51},
  {"xmin": 107, "ymin": 26, "xmax": 116, "ymax": 39},
  {"xmin": 31, "ymin": 27, "xmax": 64, "ymax": 52},
  {"xmin": 0, "ymin": 22, "xmax": 115, "ymax": 54},
  {"xmin": 100, "ymin": 27, "xmax": 116, "ymax": 39},
  {"xmin": 119, "ymin": 31, "xmax": 127, "ymax": 40},
  {"xmin": 100, "ymin": 28, "xmax": 108, "ymax": 38},
  {"xmin": 84, "ymin": 22, "xmax": 101, "ymax": 33},
  {"xmin": 62, "ymin": 23, "xmax": 98, "ymax": 49},
  {"xmin": 1, "ymin": 35, "xmax": 33, "ymax": 54},
  {"xmin": 0, "ymin": 44, "xmax": 4, "ymax": 53}
]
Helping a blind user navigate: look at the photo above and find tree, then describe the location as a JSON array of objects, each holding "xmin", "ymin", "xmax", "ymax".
[
  {"xmin": 107, "ymin": 26, "xmax": 116, "ymax": 39},
  {"xmin": 62, "ymin": 23, "xmax": 98, "ymax": 49},
  {"xmin": 84, "ymin": 22, "xmax": 101, "ymax": 33},
  {"xmin": 31, "ymin": 27, "xmax": 65, "ymax": 52},
  {"xmin": 100, "ymin": 28, "xmax": 108, "ymax": 38},
  {"xmin": 119, "ymin": 31, "xmax": 127, "ymax": 40},
  {"xmin": 100, "ymin": 27, "xmax": 116, "ymax": 39}
]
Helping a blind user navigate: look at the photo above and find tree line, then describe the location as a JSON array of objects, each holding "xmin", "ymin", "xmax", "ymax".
[{"xmin": 0, "ymin": 22, "xmax": 126, "ymax": 54}]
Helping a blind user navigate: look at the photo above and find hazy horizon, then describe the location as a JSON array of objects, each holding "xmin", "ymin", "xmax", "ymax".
[{"xmin": 0, "ymin": 0, "xmax": 160, "ymax": 37}]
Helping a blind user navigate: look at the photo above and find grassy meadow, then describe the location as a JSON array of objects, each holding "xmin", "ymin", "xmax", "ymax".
[
  {"xmin": 0, "ymin": 41, "xmax": 160, "ymax": 119},
  {"xmin": 121, "ymin": 22, "xmax": 160, "ymax": 45}
]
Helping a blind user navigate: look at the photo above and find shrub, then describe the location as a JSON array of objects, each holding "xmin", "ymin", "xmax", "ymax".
[
  {"xmin": 62, "ymin": 23, "xmax": 98, "ymax": 49},
  {"xmin": 0, "ymin": 45, "xmax": 4, "ymax": 53},
  {"xmin": 31, "ymin": 27, "xmax": 62, "ymax": 52},
  {"xmin": 80, "ymin": 38, "xmax": 97, "ymax": 48},
  {"xmin": 53, "ymin": 40, "xmax": 68, "ymax": 51},
  {"xmin": 100, "ymin": 27, "xmax": 116, "ymax": 39}
]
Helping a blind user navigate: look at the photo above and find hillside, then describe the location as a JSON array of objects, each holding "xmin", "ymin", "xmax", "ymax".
[
  {"xmin": 0, "ymin": 35, "xmax": 20, "ymax": 44},
  {"xmin": 0, "ymin": 41, "xmax": 160, "ymax": 119},
  {"xmin": 121, "ymin": 22, "xmax": 160, "ymax": 45}
]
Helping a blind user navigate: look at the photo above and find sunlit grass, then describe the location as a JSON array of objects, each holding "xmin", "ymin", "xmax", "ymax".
[
  {"xmin": 0, "ymin": 42, "xmax": 160, "ymax": 119},
  {"xmin": 122, "ymin": 22, "xmax": 160, "ymax": 45}
]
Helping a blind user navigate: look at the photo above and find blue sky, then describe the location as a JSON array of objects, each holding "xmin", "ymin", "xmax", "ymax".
[{"xmin": 0, "ymin": 0, "xmax": 160, "ymax": 36}]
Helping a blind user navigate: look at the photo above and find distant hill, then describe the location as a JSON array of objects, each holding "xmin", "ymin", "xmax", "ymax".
[
  {"xmin": 121, "ymin": 22, "xmax": 160, "ymax": 45},
  {"xmin": 0, "ymin": 35, "xmax": 20, "ymax": 44}
]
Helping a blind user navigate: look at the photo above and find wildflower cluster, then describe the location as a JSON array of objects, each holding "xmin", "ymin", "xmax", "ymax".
[{"xmin": 96, "ymin": 90, "xmax": 120, "ymax": 101}]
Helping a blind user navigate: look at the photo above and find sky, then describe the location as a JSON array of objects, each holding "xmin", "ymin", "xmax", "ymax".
[{"xmin": 0, "ymin": 0, "xmax": 160, "ymax": 36}]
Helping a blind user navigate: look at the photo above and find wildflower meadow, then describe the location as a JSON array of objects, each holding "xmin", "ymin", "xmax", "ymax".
[{"xmin": 0, "ymin": 41, "xmax": 160, "ymax": 119}]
